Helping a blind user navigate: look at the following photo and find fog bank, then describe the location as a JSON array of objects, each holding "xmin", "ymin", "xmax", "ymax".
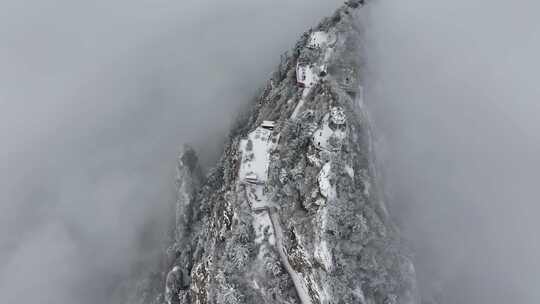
[
  {"xmin": 0, "ymin": 1, "xmax": 341, "ymax": 303},
  {"xmin": 364, "ymin": 1, "xmax": 540, "ymax": 303},
  {"xmin": 3, "ymin": 1, "xmax": 539, "ymax": 303}
]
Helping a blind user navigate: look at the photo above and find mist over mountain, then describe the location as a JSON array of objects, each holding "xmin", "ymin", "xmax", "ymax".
[
  {"xmin": 0, "ymin": 1, "xmax": 342, "ymax": 303},
  {"xmin": 363, "ymin": 1, "xmax": 540, "ymax": 303},
  {"xmin": 119, "ymin": 2, "xmax": 419, "ymax": 303},
  {"xmin": 1, "ymin": 0, "xmax": 539, "ymax": 304}
]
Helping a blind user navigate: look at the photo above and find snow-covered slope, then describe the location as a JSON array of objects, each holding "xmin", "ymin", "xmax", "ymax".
[{"xmin": 120, "ymin": 2, "xmax": 418, "ymax": 303}]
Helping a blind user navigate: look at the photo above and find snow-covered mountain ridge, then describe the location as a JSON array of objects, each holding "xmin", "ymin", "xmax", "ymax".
[{"xmin": 119, "ymin": 1, "xmax": 418, "ymax": 303}]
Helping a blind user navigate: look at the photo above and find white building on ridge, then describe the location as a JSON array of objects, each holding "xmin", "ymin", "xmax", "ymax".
[
  {"xmin": 312, "ymin": 111, "xmax": 347, "ymax": 152},
  {"xmin": 239, "ymin": 126, "xmax": 275, "ymax": 185},
  {"xmin": 308, "ymin": 31, "xmax": 337, "ymax": 49}
]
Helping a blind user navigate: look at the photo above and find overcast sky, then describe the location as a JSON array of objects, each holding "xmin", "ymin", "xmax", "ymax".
[{"xmin": 1, "ymin": 1, "xmax": 539, "ymax": 304}]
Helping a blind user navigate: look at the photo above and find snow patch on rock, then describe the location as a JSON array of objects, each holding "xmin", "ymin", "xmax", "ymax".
[
  {"xmin": 318, "ymin": 162, "xmax": 336, "ymax": 200},
  {"xmin": 253, "ymin": 211, "xmax": 275, "ymax": 246},
  {"xmin": 308, "ymin": 31, "xmax": 337, "ymax": 49}
]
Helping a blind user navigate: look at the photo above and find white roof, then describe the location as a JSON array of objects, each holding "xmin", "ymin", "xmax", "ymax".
[
  {"xmin": 238, "ymin": 127, "xmax": 274, "ymax": 184},
  {"xmin": 261, "ymin": 120, "xmax": 275, "ymax": 128},
  {"xmin": 245, "ymin": 173, "xmax": 258, "ymax": 180}
]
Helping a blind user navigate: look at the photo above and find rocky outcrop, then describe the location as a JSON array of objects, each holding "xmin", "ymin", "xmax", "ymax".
[{"xmin": 124, "ymin": 1, "xmax": 418, "ymax": 303}]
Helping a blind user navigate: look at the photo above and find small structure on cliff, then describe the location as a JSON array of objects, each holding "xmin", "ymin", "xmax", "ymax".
[
  {"xmin": 239, "ymin": 126, "xmax": 274, "ymax": 185},
  {"xmin": 312, "ymin": 110, "xmax": 347, "ymax": 152},
  {"xmin": 307, "ymin": 31, "xmax": 337, "ymax": 49}
]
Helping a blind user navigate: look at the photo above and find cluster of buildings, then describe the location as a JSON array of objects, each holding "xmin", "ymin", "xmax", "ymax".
[
  {"xmin": 296, "ymin": 30, "xmax": 360, "ymax": 95},
  {"xmin": 233, "ymin": 28, "xmax": 360, "ymax": 304},
  {"xmin": 296, "ymin": 31, "xmax": 335, "ymax": 89}
]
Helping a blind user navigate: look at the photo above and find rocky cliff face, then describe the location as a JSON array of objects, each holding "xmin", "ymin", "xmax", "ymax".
[{"xmin": 121, "ymin": 2, "xmax": 418, "ymax": 303}]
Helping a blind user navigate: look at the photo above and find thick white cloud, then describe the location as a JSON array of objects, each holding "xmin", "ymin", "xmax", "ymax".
[
  {"xmin": 364, "ymin": 1, "xmax": 540, "ymax": 303},
  {"xmin": 3, "ymin": 1, "xmax": 539, "ymax": 303},
  {"xmin": 0, "ymin": 0, "xmax": 341, "ymax": 303}
]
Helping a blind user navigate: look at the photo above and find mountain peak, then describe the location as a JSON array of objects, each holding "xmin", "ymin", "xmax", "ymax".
[{"xmin": 121, "ymin": 3, "xmax": 418, "ymax": 304}]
